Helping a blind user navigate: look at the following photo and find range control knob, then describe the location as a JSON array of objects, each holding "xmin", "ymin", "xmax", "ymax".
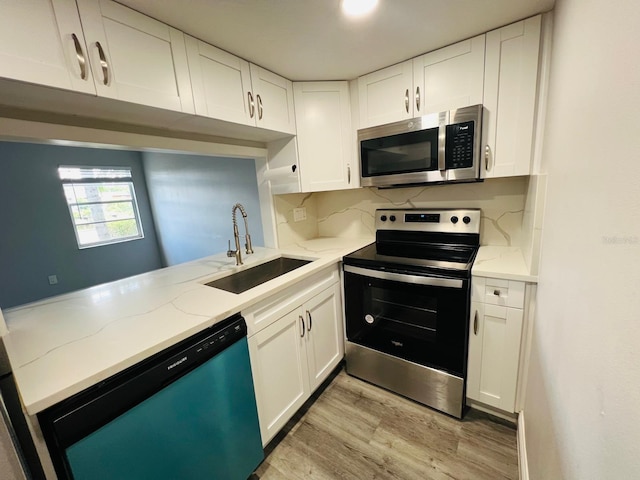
[
  {"xmin": 463, "ymin": 216, "xmax": 471, "ymax": 224},
  {"xmin": 389, "ymin": 215, "xmax": 396, "ymax": 222},
  {"xmin": 450, "ymin": 216, "xmax": 459, "ymax": 224},
  {"xmin": 380, "ymin": 215, "xmax": 387, "ymax": 222}
]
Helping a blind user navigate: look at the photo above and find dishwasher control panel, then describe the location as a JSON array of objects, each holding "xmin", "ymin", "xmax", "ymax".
[{"xmin": 163, "ymin": 316, "xmax": 246, "ymax": 375}]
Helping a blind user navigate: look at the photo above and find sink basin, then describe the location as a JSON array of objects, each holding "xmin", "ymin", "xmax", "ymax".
[{"xmin": 205, "ymin": 257, "xmax": 312, "ymax": 294}]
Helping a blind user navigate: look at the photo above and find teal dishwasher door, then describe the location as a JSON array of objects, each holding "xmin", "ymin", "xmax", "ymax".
[{"xmin": 64, "ymin": 336, "xmax": 263, "ymax": 480}]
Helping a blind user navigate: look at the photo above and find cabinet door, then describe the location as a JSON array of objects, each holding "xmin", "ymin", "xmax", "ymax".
[
  {"xmin": 0, "ymin": 0, "xmax": 95, "ymax": 94},
  {"xmin": 294, "ymin": 81, "xmax": 357, "ymax": 192},
  {"xmin": 76, "ymin": 0, "xmax": 194, "ymax": 113},
  {"xmin": 467, "ymin": 302, "xmax": 524, "ymax": 412},
  {"xmin": 413, "ymin": 35, "xmax": 485, "ymax": 115},
  {"xmin": 483, "ymin": 16, "xmax": 541, "ymax": 178},
  {"xmin": 249, "ymin": 64, "xmax": 296, "ymax": 135},
  {"xmin": 358, "ymin": 60, "xmax": 413, "ymax": 128},
  {"xmin": 248, "ymin": 308, "xmax": 310, "ymax": 445},
  {"xmin": 185, "ymin": 36, "xmax": 254, "ymax": 126},
  {"xmin": 304, "ymin": 283, "xmax": 344, "ymax": 391}
]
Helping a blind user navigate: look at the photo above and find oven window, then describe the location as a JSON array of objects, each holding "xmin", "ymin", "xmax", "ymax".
[
  {"xmin": 361, "ymin": 128, "xmax": 439, "ymax": 177},
  {"xmin": 368, "ymin": 285, "xmax": 437, "ymax": 342},
  {"xmin": 345, "ymin": 271, "xmax": 469, "ymax": 376}
]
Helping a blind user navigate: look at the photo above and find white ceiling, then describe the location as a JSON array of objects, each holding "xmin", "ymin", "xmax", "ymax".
[{"xmin": 116, "ymin": 0, "xmax": 555, "ymax": 81}]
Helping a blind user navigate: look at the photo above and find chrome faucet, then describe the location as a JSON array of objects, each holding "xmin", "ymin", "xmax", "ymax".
[{"xmin": 227, "ymin": 203, "xmax": 254, "ymax": 265}]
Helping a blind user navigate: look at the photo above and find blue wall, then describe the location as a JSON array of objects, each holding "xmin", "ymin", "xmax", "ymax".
[
  {"xmin": 142, "ymin": 152, "xmax": 264, "ymax": 266},
  {"xmin": 0, "ymin": 142, "xmax": 163, "ymax": 309}
]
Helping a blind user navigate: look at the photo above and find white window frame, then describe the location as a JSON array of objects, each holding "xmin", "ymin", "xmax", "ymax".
[{"xmin": 58, "ymin": 166, "xmax": 145, "ymax": 249}]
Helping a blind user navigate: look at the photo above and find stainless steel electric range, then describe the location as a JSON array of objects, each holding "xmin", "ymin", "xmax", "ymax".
[{"xmin": 342, "ymin": 208, "xmax": 480, "ymax": 418}]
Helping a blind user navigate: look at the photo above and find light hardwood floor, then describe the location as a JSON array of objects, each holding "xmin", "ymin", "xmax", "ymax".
[{"xmin": 254, "ymin": 370, "xmax": 518, "ymax": 480}]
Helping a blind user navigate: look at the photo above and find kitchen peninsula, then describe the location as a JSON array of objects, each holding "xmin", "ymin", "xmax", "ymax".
[{"xmin": 2, "ymin": 237, "xmax": 371, "ymax": 417}]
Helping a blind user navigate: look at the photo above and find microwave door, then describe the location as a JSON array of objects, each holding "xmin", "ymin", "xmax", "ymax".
[{"xmin": 360, "ymin": 125, "xmax": 445, "ymax": 187}]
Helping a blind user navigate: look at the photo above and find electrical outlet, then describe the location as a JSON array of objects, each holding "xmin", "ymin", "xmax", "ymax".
[
  {"xmin": 48, "ymin": 275, "xmax": 58, "ymax": 285},
  {"xmin": 293, "ymin": 207, "xmax": 307, "ymax": 222}
]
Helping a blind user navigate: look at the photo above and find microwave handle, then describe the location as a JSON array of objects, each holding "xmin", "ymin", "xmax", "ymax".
[
  {"xmin": 438, "ymin": 110, "xmax": 448, "ymax": 171},
  {"xmin": 344, "ymin": 265, "xmax": 463, "ymax": 289},
  {"xmin": 485, "ymin": 145, "xmax": 492, "ymax": 171}
]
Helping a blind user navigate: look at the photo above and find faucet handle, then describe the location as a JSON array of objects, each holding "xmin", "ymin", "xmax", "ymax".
[
  {"xmin": 226, "ymin": 239, "xmax": 235, "ymax": 258},
  {"xmin": 245, "ymin": 234, "xmax": 254, "ymax": 254}
]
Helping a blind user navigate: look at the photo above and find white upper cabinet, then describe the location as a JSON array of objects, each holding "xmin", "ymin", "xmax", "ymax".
[
  {"xmin": 186, "ymin": 36, "xmax": 295, "ymax": 135},
  {"xmin": 185, "ymin": 37, "xmax": 253, "ymax": 126},
  {"xmin": 358, "ymin": 60, "xmax": 414, "ymax": 128},
  {"xmin": 76, "ymin": 0, "xmax": 194, "ymax": 113},
  {"xmin": 358, "ymin": 35, "xmax": 485, "ymax": 129},
  {"xmin": 483, "ymin": 15, "xmax": 542, "ymax": 178},
  {"xmin": 250, "ymin": 64, "xmax": 296, "ymax": 135},
  {"xmin": 294, "ymin": 81, "xmax": 357, "ymax": 192},
  {"xmin": 413, "ymin": 35, "xmax": 485, "ymax": 115},
  {"xmin": 0, "ymin": 0, "xmax": 96, "ymax": 94}
]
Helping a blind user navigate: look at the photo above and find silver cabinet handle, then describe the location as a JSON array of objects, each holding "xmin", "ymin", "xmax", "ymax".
[
  {"xmin": 473, "ymin": 311, "xmax": 479, "ymax": 335},
  {"xmin": 71, "ymin": 33, "xmax": 87, "ymax": 80},
  {"xmin": 404, "ymin": 89, "xmax": 409, "ymax": 113},
  {"xmin": 347, "ymin": 164, "xmax": 351, "ymax": 184},
  {"xmin": 415, "ymin": 86, "xmax": 421, "ymax": 112},
  {"xmin": 493, "ymin": 289, "xmax": 501, "ymax": 296},
  {"xmin": 485, "ymin": 145, "xmax": 491, "ymax": 171},
  {"xmin": 95, "ymin": 41, "xmax": 109, "ymax": 86},
  {"xmin": 299, "ymin": 315, "xmax": 305, "ymax": 338},
  {"xmin": 247, "ymin": 92, "xmax": 255, "ymax": 118},
  {"xmin": 306, "ymin": 310, "xmax": 312, "ymax": 332},
  {"xmin": 256, "ymin": 94, "xmax": 263, "ymax": 120}
]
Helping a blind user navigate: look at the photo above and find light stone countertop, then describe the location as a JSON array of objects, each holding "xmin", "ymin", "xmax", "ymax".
[
  {"xmin": 3, "ymin": 237, "xmax": 373, "ymax": 415},
  {"xmin": 473, "ymin": 246, "xmax": 538, "ymax": 283}
]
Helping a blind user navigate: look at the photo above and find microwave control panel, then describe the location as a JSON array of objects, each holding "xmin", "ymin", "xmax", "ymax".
[{"xmin": 445, "ymin": 121, "xmax": 475, "ymax": 169}]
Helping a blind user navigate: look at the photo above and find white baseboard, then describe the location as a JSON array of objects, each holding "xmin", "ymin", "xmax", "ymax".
[{"xmin": 517, "ymin": 411, "xmax": 529, "ymax": 480}]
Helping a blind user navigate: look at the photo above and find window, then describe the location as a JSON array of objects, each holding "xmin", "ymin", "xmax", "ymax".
[{"xmin": 58, "ymin": 166, "xmax": 144, "ymax": 248}]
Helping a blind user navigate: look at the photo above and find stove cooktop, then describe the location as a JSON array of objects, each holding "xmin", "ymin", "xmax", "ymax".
[{"xmin": 343, "ymin": 208, "xmax": 481, "ymax": 278}]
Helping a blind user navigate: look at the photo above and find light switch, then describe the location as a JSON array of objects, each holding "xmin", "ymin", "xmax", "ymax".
[{"xmin": 48, "ymin": 275, "xmax": 58, "ymax": 285}]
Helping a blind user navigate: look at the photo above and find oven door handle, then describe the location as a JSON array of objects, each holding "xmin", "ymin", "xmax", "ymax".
[{"xmin": 344, "ymin": 265, "xmax": 464, "ymax": 289}]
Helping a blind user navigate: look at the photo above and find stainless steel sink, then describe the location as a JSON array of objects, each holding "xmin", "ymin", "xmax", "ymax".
[{"xmin": 205, "ymin": 257, "xmax": 312, "ymax": 294}]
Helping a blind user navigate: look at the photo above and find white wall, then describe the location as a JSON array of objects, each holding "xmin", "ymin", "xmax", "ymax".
[
  {"xmin": 142, "ymin": 152, "xmax": 265, "ymax": 265},
  {"xmin": 523, "ymin": 1, "xmax": 640, "ymax": 479}
]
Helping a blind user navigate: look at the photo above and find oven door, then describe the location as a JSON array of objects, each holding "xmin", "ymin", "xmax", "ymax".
[{"xmin": 344, "ymin": 265, "xmax": 470, "ymax": 377}]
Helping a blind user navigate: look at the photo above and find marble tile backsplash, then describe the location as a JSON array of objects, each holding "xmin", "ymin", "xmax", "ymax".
[
  {"xmin": 273, "ymin": 192, "xmax": 319, "ymax": 246},
  {"xmin": 275, "ymin": 177, "xmax": 529, "ymax": 247}
]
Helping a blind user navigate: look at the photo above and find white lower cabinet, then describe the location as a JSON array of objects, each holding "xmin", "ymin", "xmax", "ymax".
[
  {"xmin": 302, "ymin": 282, "xmax": 343, "ymax": 391},
  {"xmin": 248, "ymin": 308, "xmax": 310, "ymax": 444},
  {"xmin": 467, "ymin": 276, "xmax": 530, "ymax": 413},
  {"xmin": 246, "ymin": 267, "xmax": 343, "ymax": 445}
]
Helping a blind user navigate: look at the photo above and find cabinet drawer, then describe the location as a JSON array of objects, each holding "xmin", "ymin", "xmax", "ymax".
[{"xmin": 473, "ymin": 277, "xmax": 525, "ymax": 308}]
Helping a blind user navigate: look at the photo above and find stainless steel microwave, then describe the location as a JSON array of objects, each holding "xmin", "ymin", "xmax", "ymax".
[{"xmin": 358, "ymin": 104, "xmax": 483, "ymax": 188}]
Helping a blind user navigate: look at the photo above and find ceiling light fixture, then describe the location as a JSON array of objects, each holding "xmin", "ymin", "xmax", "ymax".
[{"xmin": 341, "ymin": 0, "xmax": 379, "ymax": 18}]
